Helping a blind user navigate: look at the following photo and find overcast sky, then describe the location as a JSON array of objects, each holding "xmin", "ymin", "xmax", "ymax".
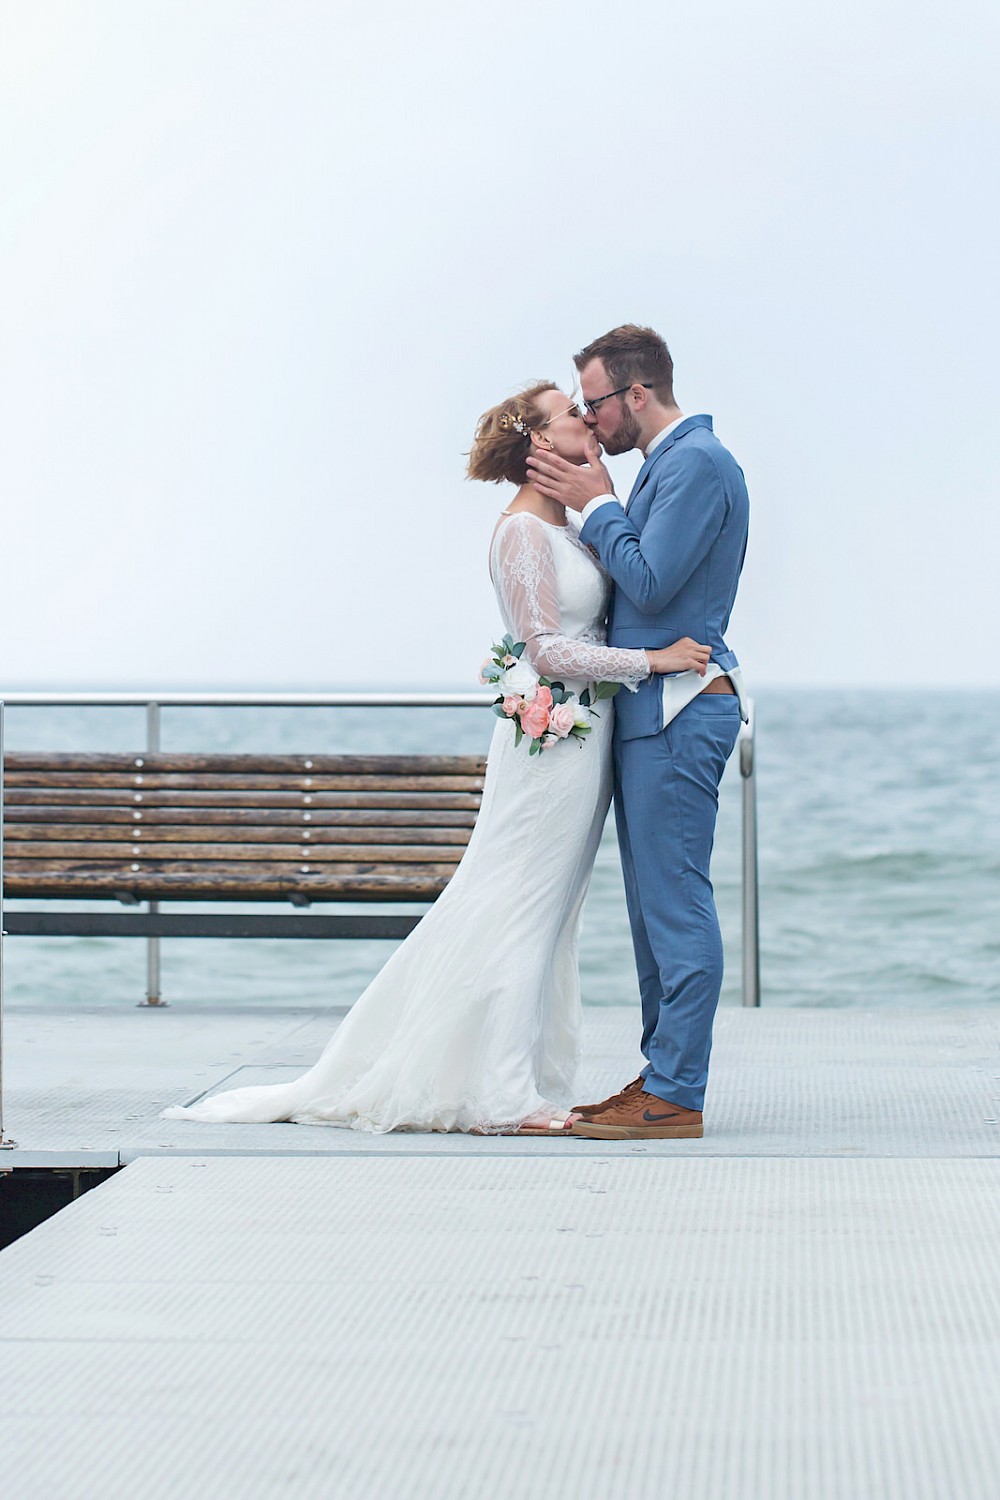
[{"xmin": 2, "ymin": 0, "xmax": 998, "ymax": 689}]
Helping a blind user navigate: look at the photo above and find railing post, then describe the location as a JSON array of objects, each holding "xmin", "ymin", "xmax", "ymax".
[
  {"xmin": 739, "ymin": 700, "xmax": 761, "ymax": 1008},
  {"xmin": 0, "ymin": 699, "xmax": 16, "ymax": 1146},
  {"xmin": 139, "ymin": 702, "xmax": 165, "ymax": 1007}
]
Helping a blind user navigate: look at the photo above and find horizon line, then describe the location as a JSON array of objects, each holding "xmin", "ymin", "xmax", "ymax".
[{"xmin": 0, "ymin": 680, "xmax": 997, "ymax": 695}]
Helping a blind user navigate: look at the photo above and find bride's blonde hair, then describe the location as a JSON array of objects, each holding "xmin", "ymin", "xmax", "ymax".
[{"xmin": 466, "ymin": 382, "xmax": 557, "ymax": 486}]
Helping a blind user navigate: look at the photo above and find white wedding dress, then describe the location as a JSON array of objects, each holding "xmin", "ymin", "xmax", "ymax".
[{"xmin": 163, "ymin": 513, "xmax": 649, "ymax": 1132}]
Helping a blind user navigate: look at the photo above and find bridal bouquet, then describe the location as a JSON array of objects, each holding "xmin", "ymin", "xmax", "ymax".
[{"xmin": 479, "ymin": 635, "xmax": 619, "ymax": 756}]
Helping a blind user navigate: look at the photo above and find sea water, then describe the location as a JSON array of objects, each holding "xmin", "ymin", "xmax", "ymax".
[{"xmin": 2, "ymin": 690, "xmax": 997, "ymax": 1011}]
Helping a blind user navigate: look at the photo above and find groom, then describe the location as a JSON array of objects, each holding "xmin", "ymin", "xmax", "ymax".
[{"xmin": 526, "ymin": 324, "xmax": 749, "ymax": 1140}]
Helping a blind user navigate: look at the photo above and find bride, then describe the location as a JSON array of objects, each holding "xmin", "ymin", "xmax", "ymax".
[{"xmin": 163, "ymin": 383, "xmax": 710, "ymax": 1135}]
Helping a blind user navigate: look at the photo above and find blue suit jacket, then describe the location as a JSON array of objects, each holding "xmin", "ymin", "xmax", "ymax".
[{"xmin": 579, "ymin": 415, "xmax": 749, "ymax": 741}]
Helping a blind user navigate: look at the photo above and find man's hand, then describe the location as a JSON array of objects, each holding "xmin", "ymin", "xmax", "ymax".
[
  {"xmin": 645, "ymin": 639, "xmax": 712, "ymax": 676},
  {"xmin": 525, "ymin": 433, "xmax": 615, "ymax": 513}
]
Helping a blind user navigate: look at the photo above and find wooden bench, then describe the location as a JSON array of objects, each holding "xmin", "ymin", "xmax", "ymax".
[{"xmin": 2, "ymin": 752, "xmax": 486, "ymax": 941}]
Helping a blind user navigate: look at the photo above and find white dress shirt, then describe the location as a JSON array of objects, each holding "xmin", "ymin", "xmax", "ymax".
[{"xmin": 580, "ymin": 416, "xmax": 749, "ymax": 728}]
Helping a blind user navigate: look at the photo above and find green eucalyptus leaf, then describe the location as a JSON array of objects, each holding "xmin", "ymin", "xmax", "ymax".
[
  {"xmin": 579, "ymin": 688, "xmax": 591, "ymax": 707},
  {"xmin": 513, "ymin": 642, "xmax": 526, "ymax": 657}
]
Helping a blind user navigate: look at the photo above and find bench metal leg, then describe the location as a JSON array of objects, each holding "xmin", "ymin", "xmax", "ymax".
[
  {"xmin": 138, "ymin": 702, "xmax": 167, "ymax": 1007},
  {"xmin": 141, "ymin": 909, "xmax": 164, "ymax": 1007}
]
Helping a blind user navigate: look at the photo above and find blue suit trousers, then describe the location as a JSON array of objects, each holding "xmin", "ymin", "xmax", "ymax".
[{"xmin": 613, "ymin": 692, "xmax": 742, "ymax": 1111}]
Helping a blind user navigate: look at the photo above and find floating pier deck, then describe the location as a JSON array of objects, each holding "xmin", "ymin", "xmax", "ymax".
[{"xmin": 2, "ymin": 1003, "xmax": 999, "ymax": 1498}]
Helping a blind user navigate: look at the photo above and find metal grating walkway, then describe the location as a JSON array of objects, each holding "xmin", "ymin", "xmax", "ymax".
[
  {"xmin": 2, "ymin": 1003, "xmax": 1000, "ymax": 1496},
  {"xmin": 2, "ymin": 1152, "xmax": 999, "ymax": 1499},
  {"xmin": 4, "ymin": 1003, "xmax": 1000, "ymax": 1160}
]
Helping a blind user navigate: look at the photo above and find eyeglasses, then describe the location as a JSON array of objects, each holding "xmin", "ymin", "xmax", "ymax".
[
  {"xmin": 540, "ymin": 402, "xmax": 584, "ymax": 426},
  {"xmin": 582, "ymin": 383, "xmax": 652, "ymax": 417}
]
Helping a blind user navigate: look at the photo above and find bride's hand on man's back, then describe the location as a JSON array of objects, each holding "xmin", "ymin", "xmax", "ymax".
[{"xmin": 645, "ymin": 640, "xmax": 712, "ymax": 676}]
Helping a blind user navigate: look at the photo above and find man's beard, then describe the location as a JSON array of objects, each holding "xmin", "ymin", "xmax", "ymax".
[{"xmin": 601, "ymin": 402, "xmax": 641, "ymax": 456}]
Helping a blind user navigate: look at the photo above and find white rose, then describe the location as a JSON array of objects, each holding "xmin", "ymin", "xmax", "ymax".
[
  {"xmin": 499, "ymin": 661, "xmax": 538, "ymax": 701},
  {"xmin": 572, "ymin": 701, "xmax": 592, "ymax": 729}
]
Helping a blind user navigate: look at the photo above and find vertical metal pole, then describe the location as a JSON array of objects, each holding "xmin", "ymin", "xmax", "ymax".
[
  {"xmin": 739, "ymin": 700, "xmax": 761, "ymax": 1008},
  {"xmin": 139, "ymin": 702, "xmax": 165, "ymax": 1006},
  {"xmin": 0, "ymin": 700, "xmax": 15, "ymax": 1145}
]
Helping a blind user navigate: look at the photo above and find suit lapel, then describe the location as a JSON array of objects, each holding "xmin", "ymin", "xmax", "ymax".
[
  {"xmin": 624, "ymin": 451, "xmax": 661, "ymax": 512},
  {"xmin": 624, "ymin": 415, "xmax": 713, "ymax": 513}
]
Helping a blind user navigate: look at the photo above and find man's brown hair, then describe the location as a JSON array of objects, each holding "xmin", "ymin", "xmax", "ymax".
[{"xmin": 574, "ymin": 324, "xmax": 674, "ymax": 403}]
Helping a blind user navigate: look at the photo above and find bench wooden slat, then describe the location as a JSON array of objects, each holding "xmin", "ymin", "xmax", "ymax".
[
  {"xmin": 3, "ymin": 859, "xmax": 460, "ymax": 876},
  {"xmin": 4, "ymin": 866, "xmax": 457, "ymax": 900},
  {"xmin": 7, "ymin": 841, "xmax": 466, "ymax": 863},
  {"xmin": 6, "ymin": 788, "xmax": 483, "ymax": 810},
  {"xmin": 6, "ymin": 824, "xmax": 473, "ymax": 846},
  {"xmin": 5, "ymin": 772, "xmax": 485, "ymax": 793},
  {"xmin": 5, "ymin": 752, "xmax": 487, "ymax": 775},
  {"xmin": 5, "ymin": 806, "xmax": 478, "ymax": 828}
]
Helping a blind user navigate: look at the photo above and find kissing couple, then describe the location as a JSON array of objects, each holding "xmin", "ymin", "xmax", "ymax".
[{"xmin": 165, "ymin": 323, "xmax": 750, "ymax": 1140}]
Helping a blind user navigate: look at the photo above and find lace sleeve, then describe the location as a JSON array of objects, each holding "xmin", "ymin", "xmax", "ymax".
[{"xmin": 491, "ymin": 514, "xmax": 650, "ymax": 686}]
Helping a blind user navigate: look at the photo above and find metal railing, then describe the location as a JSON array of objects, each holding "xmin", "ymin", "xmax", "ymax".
[{"xmin": 0, "ymin": 689, "xmax": 760, "ymax": 1145}]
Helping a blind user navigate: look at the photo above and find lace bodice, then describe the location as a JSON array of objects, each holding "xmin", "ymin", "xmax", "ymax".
[{"xmin": 490, "ymin": 512, "xmax": 649, "ymax": 688}]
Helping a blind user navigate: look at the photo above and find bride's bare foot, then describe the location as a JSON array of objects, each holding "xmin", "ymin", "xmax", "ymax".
[
  {"xmin": 513, "ymin": 1108, "xmax": 582, "ymax": 1136},
  {"xmin": 468, "ymin": 1108, "xmax": 582, "ymax": 1137}
]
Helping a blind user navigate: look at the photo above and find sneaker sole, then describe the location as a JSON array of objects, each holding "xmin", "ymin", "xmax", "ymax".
[{"xmin": 571, "ymin": 1122, "xmax": 703, "ymax": 1140}]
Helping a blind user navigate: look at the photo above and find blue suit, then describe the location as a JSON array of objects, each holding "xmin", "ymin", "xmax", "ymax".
[{"xmin": 580, "ymin": 415, "xmax": 749, "ymax": 1110}]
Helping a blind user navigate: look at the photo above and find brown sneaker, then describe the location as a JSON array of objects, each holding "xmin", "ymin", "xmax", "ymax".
[
  {"xmin": 572, "ymin": 1074, "xmax": 646, "ymax": 1118},
  {"xmin": 571, "ymin": 1089, "xmax": 703, "ymax": 1140}
]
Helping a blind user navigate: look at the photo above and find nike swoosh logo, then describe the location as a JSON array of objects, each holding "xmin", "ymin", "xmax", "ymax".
[{"xmin": 642, "ymin": 1108, "xmax": 681, "ymax": 1122}]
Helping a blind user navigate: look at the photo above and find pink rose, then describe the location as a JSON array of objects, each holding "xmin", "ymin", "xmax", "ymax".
[
  {"xmin": 533, "ymin": 685, "xmax": 553, "ymax": 712},
  {"xmin": 520, "ymin": 696, "xmax": 551, "ymax": 739},
  {"xmin": 501, "ymin": 694, "xmax": 522, "ymax": 717},
  {"xmin": 549, "ymin": 703, "xmax": 576, "ymax": 738}
]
